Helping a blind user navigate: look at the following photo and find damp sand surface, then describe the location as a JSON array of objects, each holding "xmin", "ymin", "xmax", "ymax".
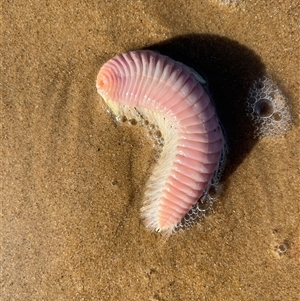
[{"xmin": 2, "ymin": 1, "xmax": 300, "ymax": 300}]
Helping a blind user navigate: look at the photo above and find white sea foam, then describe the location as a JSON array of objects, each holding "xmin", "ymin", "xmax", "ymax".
[{"xmin": 246, "ymin": 76, "xmax": 292, "ymax": 138}]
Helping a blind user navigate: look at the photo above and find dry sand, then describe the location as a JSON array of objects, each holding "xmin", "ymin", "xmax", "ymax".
[{"xmin": 2, "ymin": 0, "xmax": 300, "ymax": 300}]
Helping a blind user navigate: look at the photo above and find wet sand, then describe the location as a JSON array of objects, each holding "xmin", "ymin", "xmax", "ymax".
[{"xmin": 2, "ymin": 0, "xmax": 300, "ymax": 300}]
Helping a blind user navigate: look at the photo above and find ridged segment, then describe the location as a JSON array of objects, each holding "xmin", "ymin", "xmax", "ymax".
[{"xmin": 96, "ymin": 50, "xmax": 225, "ymax": 235}]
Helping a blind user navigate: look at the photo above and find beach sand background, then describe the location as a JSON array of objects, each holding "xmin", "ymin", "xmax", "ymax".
[{"xmin": 2, "ymin": 0, "xmax": 300, "ymax": 300}]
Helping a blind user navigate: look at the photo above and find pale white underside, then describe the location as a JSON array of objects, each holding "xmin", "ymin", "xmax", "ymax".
[{"xmin": 103, "ymin": 96, "xmax": 180, "ymax": 234}]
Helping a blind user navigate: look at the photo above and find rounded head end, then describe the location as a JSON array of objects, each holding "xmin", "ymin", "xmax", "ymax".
[{"xmin": 96, "ymin": 67, "xmax": 112, "ymax": 97}]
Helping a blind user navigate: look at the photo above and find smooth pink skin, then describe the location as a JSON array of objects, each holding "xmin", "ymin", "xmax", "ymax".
[{"xmin": 97, "ymin": 50, "xmax": 224, "ymax": 231}]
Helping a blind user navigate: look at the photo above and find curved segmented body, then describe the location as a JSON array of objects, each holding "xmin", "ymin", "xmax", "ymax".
[{"xmin": 96, "ymin": 50, "xmax": 225, "ymax": 235}]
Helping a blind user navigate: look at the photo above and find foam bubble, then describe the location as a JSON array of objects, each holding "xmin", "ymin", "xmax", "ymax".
[
  {"xmin": 128, "ymin": 118, "xmax": 137, "ymax": 125},
  {"xmin": 116, "ymin": 115, "xmax": 127, "ymax": 123},
  {"xmin": 175, "ymin": 197, "xmax": 214, "ymax": 231},
  {"xmin": 275, "ymin": 242, "xmax": 289, "ymax": 256},
  {"xmin": 246, "ymin": 76, "xmax": 292, "ymax": 138}
]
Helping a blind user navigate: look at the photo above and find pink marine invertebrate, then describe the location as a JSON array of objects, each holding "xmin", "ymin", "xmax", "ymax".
[{"xmin": 96, "ymin": 50, "xmax": 226, "ymax": 235}]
